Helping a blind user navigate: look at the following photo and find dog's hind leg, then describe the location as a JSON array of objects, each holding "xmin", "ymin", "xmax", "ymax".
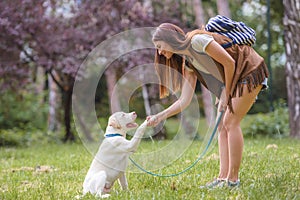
[{"xmin": 87, "ymin": 171, "xmax": 107, "ymax": 197}]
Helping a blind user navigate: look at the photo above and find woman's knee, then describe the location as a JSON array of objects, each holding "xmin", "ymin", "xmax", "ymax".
[
  {"xmin": 222, "ymin": 116, "xmax": 240, "ymax": 132},
  {"xmin": 218, "ymin": 125, "xmax": 226, "ymax": 134},
  {"xmin": 218, "ymin": 121, "xmax": 228, "ymax": 137}
]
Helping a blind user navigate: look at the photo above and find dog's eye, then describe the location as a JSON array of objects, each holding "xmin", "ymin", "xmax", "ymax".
[{"xmin": 122, "ymin": 113, "xmax": 125, "ymax": 117}]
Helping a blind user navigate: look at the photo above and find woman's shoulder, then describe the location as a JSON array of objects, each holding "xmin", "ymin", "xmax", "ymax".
[
  {"xmin": 191, "ymin": 32, "xmax": 214, "ymax": 52},
  {"xmin": 191, "ymin": 34, "xmax": 214, "ymax": 44}
]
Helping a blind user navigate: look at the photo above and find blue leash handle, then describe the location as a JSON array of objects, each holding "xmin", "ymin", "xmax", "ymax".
[{"xmin": 129, "ymin": 111, "xmax": 224, "ymax": 177}]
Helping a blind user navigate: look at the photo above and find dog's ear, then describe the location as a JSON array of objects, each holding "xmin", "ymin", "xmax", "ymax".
[{"xmin": 108, "ymin": 117, "xmax": 121, "ymax": 129}]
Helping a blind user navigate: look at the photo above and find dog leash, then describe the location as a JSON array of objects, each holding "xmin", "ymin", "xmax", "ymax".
[{"xmin": 129, "ymin": 111, "xmax": 224, "ymax": 177}]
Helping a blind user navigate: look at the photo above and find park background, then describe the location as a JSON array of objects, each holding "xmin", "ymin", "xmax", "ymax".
[{"xmin": 0, "ymin": 0, "xmax": 299, "ymax": 199}]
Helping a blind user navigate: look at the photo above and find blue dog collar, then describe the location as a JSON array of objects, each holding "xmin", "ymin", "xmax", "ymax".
[{"xmin": 105, "ymin": 133, "xmax": 123, "ymax": 138}]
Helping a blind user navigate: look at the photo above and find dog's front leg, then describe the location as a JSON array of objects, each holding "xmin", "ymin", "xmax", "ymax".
[
  {"xmin": 118, "ymin": 172, "xmax": 128, "ymax": 190},
  {"xmin": 123, "ymin": 120, "xmax": 147, "ymax": 152}
]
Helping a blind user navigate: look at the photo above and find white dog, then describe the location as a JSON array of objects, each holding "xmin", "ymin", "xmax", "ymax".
[{"xmin": 82, "ymin": 111, "xmax": 147, "ymax": 198}]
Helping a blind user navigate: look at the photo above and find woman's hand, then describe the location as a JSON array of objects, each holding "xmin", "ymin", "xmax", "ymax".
[
  {"xmin": 219, "ymin": 87, "xmax": 227, "ymax": 112},
  {"xmin": 146, "ymin": 115, "xmax": 161, "ymax": 127}
]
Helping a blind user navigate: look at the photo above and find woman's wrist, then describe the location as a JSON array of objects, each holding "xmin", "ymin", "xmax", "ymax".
[{"xmin": 155, "ymin": 112, "xmax": 165, "ymax": 123}]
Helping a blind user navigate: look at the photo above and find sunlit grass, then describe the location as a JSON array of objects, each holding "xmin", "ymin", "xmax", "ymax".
[{"xmin": 0, "ymin": 136, "xmax": 299, "ymax": 200}]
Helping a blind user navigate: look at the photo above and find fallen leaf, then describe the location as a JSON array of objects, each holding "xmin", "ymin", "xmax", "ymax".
[
  {"xmin": 10, "ymin": 167, "xmax": 34, "ymax": 173},
  {"xmin": 206, "ymin": 153, "xmax": 219, "ymax": 160},
  {"xmin": 266, "ymin": 144, "xmax": 278, "ymax": 150},
  {"xmin": 35, "ymin": 165, "xmax": 55, "ymax": 173}
]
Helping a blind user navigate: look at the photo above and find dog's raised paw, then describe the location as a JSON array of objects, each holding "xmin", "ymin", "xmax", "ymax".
[{"xmin": 140, "ymin": 120, "xmax": 148, "ymax": 127}]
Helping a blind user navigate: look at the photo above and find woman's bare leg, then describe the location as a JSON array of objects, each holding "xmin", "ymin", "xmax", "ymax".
[
  {"xmin": 222, "ymin": 85, "xmax": 263, "ymax": 181},
  {"xmin": 217, "ymin": 106, "xmax": 229, "ymax": 180}
]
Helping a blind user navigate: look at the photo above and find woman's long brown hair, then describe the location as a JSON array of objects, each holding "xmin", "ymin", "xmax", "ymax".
[
  {"xmin": 154, "ymin": 52, "xmax": 184, "ymax": 98},
  {"xmin": 152, "ymin": 23, "xmax": 208, "ymax": 98}
]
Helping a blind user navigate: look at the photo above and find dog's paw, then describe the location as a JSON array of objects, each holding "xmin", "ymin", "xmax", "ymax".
[{"xmin": 139, "ymin": 120, "xmax": 148, "ymax": 129}]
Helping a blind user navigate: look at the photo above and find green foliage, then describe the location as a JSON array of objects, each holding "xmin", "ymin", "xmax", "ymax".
[
  {"xmin": 249, "ymin": 66, "xmax": 287, "ymax": 113},
  {"xmin": 0, "ymin": 129, "xmax": 62, "ymax": 147},
  {"xmin": 0, "ymin": 129, "xmax": 26, "ymax": 146},
  {"xmin": 0, "ymin": 90, "xmax": 52, "ymax": 146},
  {"xmin": 242, "ymin": 100, "xmax": 289, "ymax": 137},
  {"xmin": 0, "ymin": 91, "xmax": 48, "ymax": 130},
  {"xmin": 0, "ymin": 138, "xmax": 299, "ymax": 199}
]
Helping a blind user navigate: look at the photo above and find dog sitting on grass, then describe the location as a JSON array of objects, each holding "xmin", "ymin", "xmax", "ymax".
[{"xmin": 82, "ymin": 111, "xmax": 147, "ymax": 198}]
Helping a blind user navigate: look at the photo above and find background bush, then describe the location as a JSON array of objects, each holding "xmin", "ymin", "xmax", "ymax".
[
  {"xmin": 0, "ymin": 90, "xmax": 52, "ymax": 146},
  {"xmin": 0, "ymin": 91, "xmax": 48, "ymax": 130},
  {"xmin": 249, "ymin": 66, "xmax": 287, "ymax": 114},
  {"xmin": 242, "ymin": 100, "xmax": 289, "ymax": 138}
]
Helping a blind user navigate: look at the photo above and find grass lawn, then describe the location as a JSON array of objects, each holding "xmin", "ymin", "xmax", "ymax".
[{"xmin": 0, "ymin": 137, "xmax": 299, "ymax": 200}]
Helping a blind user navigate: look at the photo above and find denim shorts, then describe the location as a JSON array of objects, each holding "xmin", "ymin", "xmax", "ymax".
[{"xmin": 239, "ymin": 78, "xmax": 268, "ymax": 90}]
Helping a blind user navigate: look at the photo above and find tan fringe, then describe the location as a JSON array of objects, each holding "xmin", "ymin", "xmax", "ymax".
[{"xmin": 228, "ymin": 63, "xmax": 268, "ymax": 113}]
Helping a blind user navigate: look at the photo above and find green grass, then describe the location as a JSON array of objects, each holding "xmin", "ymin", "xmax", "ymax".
[{"xmin": 0, "ymin": 137, "xmax": 300, "ymax": 200}]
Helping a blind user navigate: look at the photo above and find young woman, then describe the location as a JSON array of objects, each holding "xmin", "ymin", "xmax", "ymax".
[{"xmin": 146, "ymin": 23, "xmax": 269, "ymax": 188}]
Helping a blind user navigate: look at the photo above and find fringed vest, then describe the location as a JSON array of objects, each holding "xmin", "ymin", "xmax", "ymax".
[{"xmin": 186, "ymin": 31, "xmax": 269, "ymax": 113}]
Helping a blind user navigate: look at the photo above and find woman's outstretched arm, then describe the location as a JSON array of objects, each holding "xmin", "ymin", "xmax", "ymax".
[{"xmin": 147, "ymin": 70, "xmax": 197, "ymax": 127}]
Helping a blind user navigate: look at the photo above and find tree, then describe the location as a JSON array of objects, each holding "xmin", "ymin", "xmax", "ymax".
[
  {"xmin": 0, "ymin": 0, "xmax": 83, "ymax": 141},
  {"xmin": 283, "ymin": 0, "xmax": 300, "ymax": 138},
  {"xmin": 216, "ymin": 0, "xmax": 231, "ymax": 17},
  {"xmin": 1, "ymin": 0, "xmax": 153, "ymax": 141},
  {"xmin": 0, "ymin": 0, "xmax": 187, "ymax": 142}
]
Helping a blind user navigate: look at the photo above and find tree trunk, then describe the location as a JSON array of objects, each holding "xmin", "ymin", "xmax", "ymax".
[
  {"xmin": 193, "ymin": 0, "xmax": 205, "ymax": 27},
  {"xmin": 216, "ymin": 0, "xmax": 231, "ymax": 18},
  {"xmin": 33, "ymin": 66, "xmax": 45, "ymax": 95},
  {"xmin": 63, "ymin": 89, "xmax": 75, "ymax": 142},
  {"xmin": 142, "ymin": 84, "xmax": 151, "ymax": 116},
  {"xmin": 105, "ymin": 67, "xmax": 121, "ymax": 114},
  {"xmin": 193, "ymin": 0, "xmax": 216, "ymax": 125},
  {"xmin": 283, "ymin": 0, "xmax": 300, "ymax": 138},
  {"xmin": 47, "ymin": 70, "xmax": 75, "ymax": 142},
  {"xmin": 48, "ymin": 73, "xmax": 61, "ymax": 132}
]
